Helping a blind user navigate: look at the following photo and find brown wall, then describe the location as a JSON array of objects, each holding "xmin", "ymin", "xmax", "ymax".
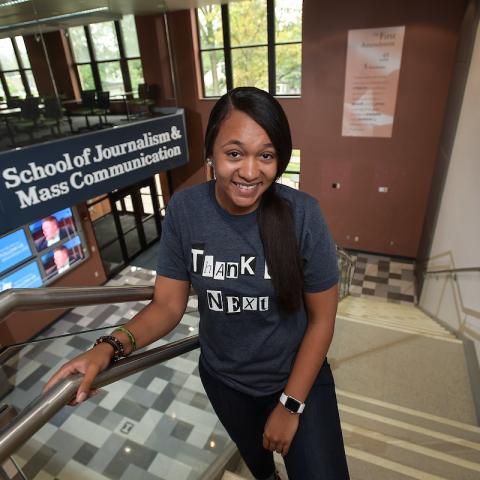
[
  {"xmin": 24, "ymin": 34, "xmax": 55, "ymax": 96},
  {"xmin": 137, "ymin": 1, "xmax": 467, "ymax": 258},
  {"xmin": 24, "ymin": 31, "xmax": 77, "ymax": 99},
  {"xmin": 0, "ymin": 203, "xmax": 107, "ymax": 346},
  {"xmin": 299, "ymin": 0, "xmax": 467, "ymax": 258},
  {"xmin": 136, "ymin": 11, "xmax": 211, "ymax": 192}
]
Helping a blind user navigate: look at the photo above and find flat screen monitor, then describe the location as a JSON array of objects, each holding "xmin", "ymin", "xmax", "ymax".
[
  {"xmin": 29, "ymin": 208, "xmax": 77, "ymax": 253},
  {"xmin": 0, "ymin": 229, "xmax": 32, "ymax": 275},
  {"xmin": 41, "ymin": 235, "xmax": 84, "ymax": 280},
  {"xmin": 0, "ymin": 260, "xmax": 43, "ymax": 291}
]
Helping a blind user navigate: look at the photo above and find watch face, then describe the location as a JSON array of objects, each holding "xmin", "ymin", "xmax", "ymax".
[{"xmin": 284, "ymin": 397, "xmax": 300, "ymax": 412}]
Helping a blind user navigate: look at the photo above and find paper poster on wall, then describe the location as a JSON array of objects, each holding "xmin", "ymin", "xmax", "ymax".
[{"xmin": 342, "ymin": 26, "xmax": 405, "ymax": 137}]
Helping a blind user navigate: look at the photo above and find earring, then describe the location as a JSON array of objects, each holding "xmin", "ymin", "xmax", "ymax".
[{"xmin": 206, "ymin": 158, "xmax": 213, "ymax": 167}]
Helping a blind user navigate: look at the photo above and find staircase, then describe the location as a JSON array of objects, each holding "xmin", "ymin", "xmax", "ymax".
[{"xmin": 221, "ymin": 296, "xmax": 480, "ymax": 479}]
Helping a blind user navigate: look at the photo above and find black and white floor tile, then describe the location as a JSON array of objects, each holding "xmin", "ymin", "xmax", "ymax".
[
  {"xmin": 3, "ymin": 267, "xmax": 230, "ymax": 480},
  {"xmin": 2, "ymin": 252, "xmax": 418, "ymax": 479},
  {"xmin": 347, "ymin": 252, "xmax": 416, "ymax": 304}
]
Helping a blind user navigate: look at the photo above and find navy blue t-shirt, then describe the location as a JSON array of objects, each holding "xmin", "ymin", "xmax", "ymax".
[{"xmin": 157, "ymin": 180, "xmax": 338, "ymax": 396}]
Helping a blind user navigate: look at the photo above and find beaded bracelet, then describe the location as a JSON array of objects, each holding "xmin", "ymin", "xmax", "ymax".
[
  {"xmin": 93, "ymin": 335, "xmax": 125, "ymax": 362},
  {"xmin": 113, "ymin": 326, "xmax": 137, "ymax": 354}
]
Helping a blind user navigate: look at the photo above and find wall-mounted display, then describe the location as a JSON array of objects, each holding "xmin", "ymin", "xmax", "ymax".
[
  {"xmin": 0, "ymin": 229, "xmax": 32, "ymax": 275},
  {"xmin": 41, "ymin": 235, "xmax": 84, "ymax": 280},
  {"xmin": 342, "ymin": 26, "xmax": 405, "ymax": 137},
  {"xmin": 0, "ymin": 260, "xmax": 43, "ymax": 291},
  {"xmin": 0, "ymin": 206, "xmax": 88, "ymax": 290},
  {"xmin": 29, "ymin": 207, "xmax": 77, "ymax": 253}
]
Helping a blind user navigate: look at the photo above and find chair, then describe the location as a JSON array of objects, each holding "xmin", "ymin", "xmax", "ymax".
[
  {"xmin": 6, "ymin": 96, "xmax": 22, "ymax": 109},
  {"xmin": 43, "ymin": 97, "xmax": 68, "ymax": 136},
  {"xmin": 131, "ymin": 83, "xmax": 157, "ymax": 117},
  {"xmin": 75, "ymin": 90, "xmax": 97, "ymax": 129},
  {"xmin": 13, "ymin": 97, "xmax": 43, "ymax": 141},
  {"xmin": 94, "ymin": 91, "xmax": 113, "ymax": 127}
]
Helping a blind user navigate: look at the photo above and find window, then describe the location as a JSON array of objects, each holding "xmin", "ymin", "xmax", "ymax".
[
  {"xmin": 0, "ymin": 36, "xmax": 38, "ymax": 99},
  {"xmin": 68, "ymin": 15, "xmax": 145, "ymax": 97},
  {"xmin": 277, "ymin": 149, "xmax": 301, "ymax": 190},
  {"xmin": 197, "ymin": 0, "xmax": 302, "ymax": 98}
]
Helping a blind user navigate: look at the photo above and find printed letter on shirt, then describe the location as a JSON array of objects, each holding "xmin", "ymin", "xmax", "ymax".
[
  {"xmin": 259, "ymin": 296, "xmax": 269, "ymax": 311},
  {"xmin": 226, "ymin": 262, "xmax": 239, "ymax": 279},
  {"xmin": 240, "ymin": 255, "xmax": 256, "ymax": 276},
  {"xmin": 191, "ymin": 243, "xmax": 205, "ymax": 274},
  {"xmin": 243, "ymin": 297, "xmax": 258, "ymax": 311},
  {"xmin": 202, "ymin": 255, "xmax": 214, "ymax": 277},
  {"xmin": 226, "ymin": 296, "xmax": 241, "ymax": 314},
  {"xmin": 213, "ymin": 261, "xmax": 225, "ymax": 280},
  {"xmin": 207, "ymin": 290, "xmax": 223, "ymax": 311},
  {"xmin": 264, "ymin": 261, "xmax": 271, "ymax": 279}
]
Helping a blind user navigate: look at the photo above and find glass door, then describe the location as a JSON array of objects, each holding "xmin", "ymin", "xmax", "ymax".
[{"xmin": 89, "ymin": 177, "xmax": 163, "ymax": 277}]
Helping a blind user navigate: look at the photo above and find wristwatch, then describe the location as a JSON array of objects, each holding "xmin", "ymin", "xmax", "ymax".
[{"xmin": 279, "ymin": 392, "xmax": 305, "ymax": 414}]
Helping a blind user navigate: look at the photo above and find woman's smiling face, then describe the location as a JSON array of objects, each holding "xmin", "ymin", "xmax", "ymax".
[{"xmin": 211, "ymin": 109, "xmax": 278, "ymax": 215}]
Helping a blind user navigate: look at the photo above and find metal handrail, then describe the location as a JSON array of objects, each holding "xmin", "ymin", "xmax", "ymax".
[
  {"xmin": 424, "ymin": 267, "xmax": 480, "ymax": 275},
  {"xmin": 0, "ymin": 248, "xmax": 353, "ymax": 463},
  {"xmin": 0, "ymin": 286, "xmax": 154, "ymax": 319},
  {"xmin": 0, "ymin": 334, "xmax": 200, "ymax": 463},
  {"xmin": 336, "ymin": 246, "xmax": 356, "ymax": 300},
  {"xmin": 336, "ymin": 246, "xmax": 355, "ymax": 264}
]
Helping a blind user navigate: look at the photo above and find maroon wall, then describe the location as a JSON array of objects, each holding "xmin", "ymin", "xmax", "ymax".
[
  {"xmin": 136, "ymin": 1, "xmax": 467, "ymax": 258},
  {"xmin": 24, "ymin": 31, "xmax": 78, "ymax": 99},
  {"xmin": 299, "ymin": 0, "xmax": 466, "ymax": 257}
]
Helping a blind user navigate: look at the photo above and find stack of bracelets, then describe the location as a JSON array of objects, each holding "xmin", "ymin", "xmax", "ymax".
[{"xmin": 93, "ymin": 326, "xmax": 137, "ymax": 362}]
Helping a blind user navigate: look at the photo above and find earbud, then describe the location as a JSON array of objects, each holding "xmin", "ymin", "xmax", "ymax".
[{"xmin": 206, "ymin": 158, "xmax": 213, "ymax": 167}]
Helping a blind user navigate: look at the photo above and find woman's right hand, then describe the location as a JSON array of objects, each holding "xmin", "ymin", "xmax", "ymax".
[{"xmin": 42, "ymin": 343, "xmax": 114, "ymax": 405}]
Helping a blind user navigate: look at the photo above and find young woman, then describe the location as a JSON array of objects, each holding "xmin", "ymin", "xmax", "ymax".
[{"xmin": 45, "ymin": 87, "xmax": 349, "ymax": 480}]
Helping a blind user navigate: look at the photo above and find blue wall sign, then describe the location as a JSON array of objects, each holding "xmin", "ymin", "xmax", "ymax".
[{"xmin": 0, "ymin": 110, "xmax": 188, "ymax": 235}]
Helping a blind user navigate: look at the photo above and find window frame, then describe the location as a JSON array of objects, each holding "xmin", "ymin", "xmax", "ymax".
[
  {"xmin": 68, "ymin": 17, "xmax": 143, "ymax": 98},
  {"xmin": 196, "ymin": 0, "xmax": 302, "ymax": 98},
  {"xmin": 0, "ymin": 36, "xmax": 37, "ymax": 99}
]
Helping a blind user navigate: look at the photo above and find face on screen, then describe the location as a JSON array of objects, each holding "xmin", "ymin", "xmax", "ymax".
[
  {"xmin": 42, "ymin": 219, "xmax": 60, "ymax": 241},
  {"xmin": 53, "ymin": 248, "xmax": 69, "ymax": 269}
]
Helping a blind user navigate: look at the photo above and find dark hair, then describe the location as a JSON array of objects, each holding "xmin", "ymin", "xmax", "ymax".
[{"xmin": 205, "ymin": 87, "xmax": 303, "ymax": 313}]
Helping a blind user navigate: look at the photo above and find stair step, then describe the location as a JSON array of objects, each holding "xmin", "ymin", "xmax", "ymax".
[
  {"xmin": 337, "ymin": 389, "xmax": 480, "ymax": 443},
  {"xmin": 346, "ymin": 446, "xmax": 448, "ymax": 480},
  {"xmin": 343, "ymin": 422, "xmax": 480, "ymax": 479},
  {"xmin": 339, "ymin": 403, "xmax": 480, "ymax": 454},
  {"xmin": 222, "ymin": 471, "xmax": 248, "ymax": 480},
  {"xmin": 337, "ymin": 296, "xmax": 459, "ymax": 342}
]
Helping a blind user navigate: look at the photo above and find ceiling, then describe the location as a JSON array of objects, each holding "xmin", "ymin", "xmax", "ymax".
[{"xmin": 0, "ymin": 0, "xmax": 242, "ymax": 38}]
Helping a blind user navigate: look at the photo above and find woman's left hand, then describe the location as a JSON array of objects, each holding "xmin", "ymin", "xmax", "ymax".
[{"xmin": 263, "ymin": 403, "xmax": 300, "ymax": 457}]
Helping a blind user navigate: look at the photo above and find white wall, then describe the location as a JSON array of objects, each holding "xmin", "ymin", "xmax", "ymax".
[{"xmin": 419, "ymin": 20, "xmax": 480, "ymax": 364}]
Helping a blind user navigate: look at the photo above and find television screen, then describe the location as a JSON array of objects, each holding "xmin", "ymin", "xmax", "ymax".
[
  {"xmin": 41, "ymin": 235, "xmax": 84, "ymax": 280},
  {"xmin": 29, "ymin": 208, "xmax": 77, "ymax": 253},
  {"xmin": 0, "ymin": 260, "xmax": 43, "ymax": 291},
  {"xmin": 0, "ymin": 229, "xmax": 32, "ymax": 275}
]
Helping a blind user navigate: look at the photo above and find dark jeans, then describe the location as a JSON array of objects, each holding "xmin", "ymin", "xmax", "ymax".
[{"xmin": 199, "ymin": 358, "xmax": 350, "ymax": 480}]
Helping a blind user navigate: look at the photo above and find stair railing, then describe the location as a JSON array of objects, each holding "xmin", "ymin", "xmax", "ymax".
[{"xmin": 0, "ymin": 248, "xmax": 355, "ymax": 464}]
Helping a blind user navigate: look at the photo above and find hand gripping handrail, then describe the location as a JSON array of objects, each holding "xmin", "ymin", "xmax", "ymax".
[
  {"xmin": 0, "ymin": 286, "xmax": 154, "ymax": 319},
  {"xmin": 0, "ymin": 334, "xmax": 200, "ymax": 464}
]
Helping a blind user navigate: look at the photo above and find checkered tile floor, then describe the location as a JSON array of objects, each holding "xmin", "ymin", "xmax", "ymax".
[
  {"xmin": 2, "ymin": 267, "xmax": 230, "ymax": 480},
  {"xmin": 1, "ymin": 253, "xmax": 417, "ymax": 479},
  {"xmin": 347, "ymin": 252, "xmax": 416, "ymax": 304}
]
